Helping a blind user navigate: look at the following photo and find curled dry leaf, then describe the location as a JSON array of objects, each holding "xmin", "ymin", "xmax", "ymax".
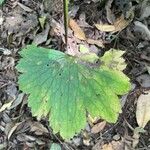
[
  {"xmin": 95, "ymin": 24, "xmax": 115, "ymax": 32},
  {"xmin": 95, "ymin": 15, "xmax": 132, "ymax": 33},
  {"xmin": 113, "ymin": 15, "xmax": 131, "ymax": 33},
  {"xmin": 136, "ymin": 90, "xmax": 150, "ymax": 128},
  {"xmin": 69, "ymin": 18, "xmax": 105, "ymax": 48},
  {"xmin": 91, "ymin": 121, "xmax": 106, "ymax": 134},
  {"xmin": 69, "ymin": 18, "xmax": 86, "ymax": 40}
]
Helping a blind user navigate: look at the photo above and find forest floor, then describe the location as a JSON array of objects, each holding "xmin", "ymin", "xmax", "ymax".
[{"xmin": 0, "ymin": 0, "xmax": 150, "ymax": 149}]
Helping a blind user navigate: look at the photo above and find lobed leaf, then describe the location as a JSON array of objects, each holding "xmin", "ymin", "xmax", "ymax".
[{"xmin": 16, "ymin": 45, "xmax": 131, "ymax": 139}]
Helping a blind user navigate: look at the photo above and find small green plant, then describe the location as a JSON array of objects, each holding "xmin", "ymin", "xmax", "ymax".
[
  {"xmin": 16, "ymin": 0, "xmax": 131, "ymax": 139},
  {"xmin": 16, "ymin": 45, "xmax": 131, "ymax": 139}
]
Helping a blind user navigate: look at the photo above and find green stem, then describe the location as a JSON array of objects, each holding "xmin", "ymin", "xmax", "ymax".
[{"xmin": 63, "ymin": 0, "xmax": 68, "ymax": 47}]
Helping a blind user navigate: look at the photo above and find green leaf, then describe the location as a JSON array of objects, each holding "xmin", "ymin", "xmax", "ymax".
[
  {"xmin": 79, "ymin": 44, "xmax": 99, "ymax": 63},
  {"xmin": 79, "ymin": 53, "xmax": 99, "ymax": 63},
  {"xmin": 101, "ymin": 49, "xmax": 127, "ymax": 71},
  {"xmin": 50, "ymin": 143, "xmax": 61, "ymax": 150},
  {"xmin": 79, "ymin": 44, "xmax": 89, "ymax": 53},
  {"xmin": 0, "ymin": 0, "xmax": 4, "ymax": 5},
  {"xmin": 16, "ymin": 45, "xmax": 131, "ymax": 139}
]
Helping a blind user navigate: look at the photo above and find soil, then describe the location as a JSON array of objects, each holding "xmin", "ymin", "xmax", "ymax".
[{"xmin": 0, "ymin": 0, "xmax": 150, "ymax": 150}]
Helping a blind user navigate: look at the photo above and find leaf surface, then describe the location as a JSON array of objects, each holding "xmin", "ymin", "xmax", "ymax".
[
  {"xmin": 50, "ymin": 143, "xmax": 61, "ymax": 150},
  {"xmin": 17, "ymin": 45, "xmax": 131, "ymax": 139},
  {"xmin": 69, "ymin": 19, "xmax": 86, "ymax": 40},
  {"xmin": 0, "ymin": 0, "xmax": 4, "ymax": 4},
  {"xmin": 95, "ymin": 15, "xmax": 133, "ymax": 33},
  {"xmin": 100, "ymin": 49, "xmax": 127, "ymax": 71},
  {"xmin": 136, "ymin": 90, "xmax": 150, "ymax": 128}
]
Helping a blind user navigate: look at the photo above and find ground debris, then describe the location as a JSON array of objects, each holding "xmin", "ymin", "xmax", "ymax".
[{"xmin": 0, "ymin": 0, "xmax": 150, "ymax": 149}]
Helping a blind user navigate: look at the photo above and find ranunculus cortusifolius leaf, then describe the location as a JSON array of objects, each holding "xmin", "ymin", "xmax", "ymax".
[{"xmin": 16, "ymin": 45, "xmax": 131, "ymax": 139}]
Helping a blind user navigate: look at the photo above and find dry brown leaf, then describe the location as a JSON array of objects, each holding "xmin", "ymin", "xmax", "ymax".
[
  {"xmin": 93, "ymin": 140, "xmax": 124, "ymax": 150},
  {"xmin": 91, "ymin": 121, "xmax": 106, "ymax": 134},
  {"xmin": 69, "ymin": 18, "xmax": 86, "ymax": 40},
  {"xmin": 102, "ymin": 141, "xmax": 124, "ymax": 150},
  {"xmin": 69, "ymin": 18, "xmax": 105, "ymax": 48},
  {"xmin": 95, "ymin": 15, "xmax": 132, "ymax": 33},
  {"xmin": 136, "ymin": 90, "xmax": 150, "ymax": 128},
  {"xmin": 8, "ymin": 122, "xmax": 22, "ymax": 140},
  {"xmin": 102, "ymin": 143, "xmax": 113, "ymax": 150},
  {"xmin": 113, "ymin": 15, "xmax": 131, "ymax": 33},
  {"xmin": 87, "ymin": 38, "xmax": 104, "ymax": 48},
  {"xmin": 95, "ymin": 24, "xmax": 115, "ymax": 32}
]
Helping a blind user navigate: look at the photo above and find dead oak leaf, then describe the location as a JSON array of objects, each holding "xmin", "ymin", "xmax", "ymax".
[{"xmin": 69, "ymin": 18, "xmax": 86, "ymax": 40}]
